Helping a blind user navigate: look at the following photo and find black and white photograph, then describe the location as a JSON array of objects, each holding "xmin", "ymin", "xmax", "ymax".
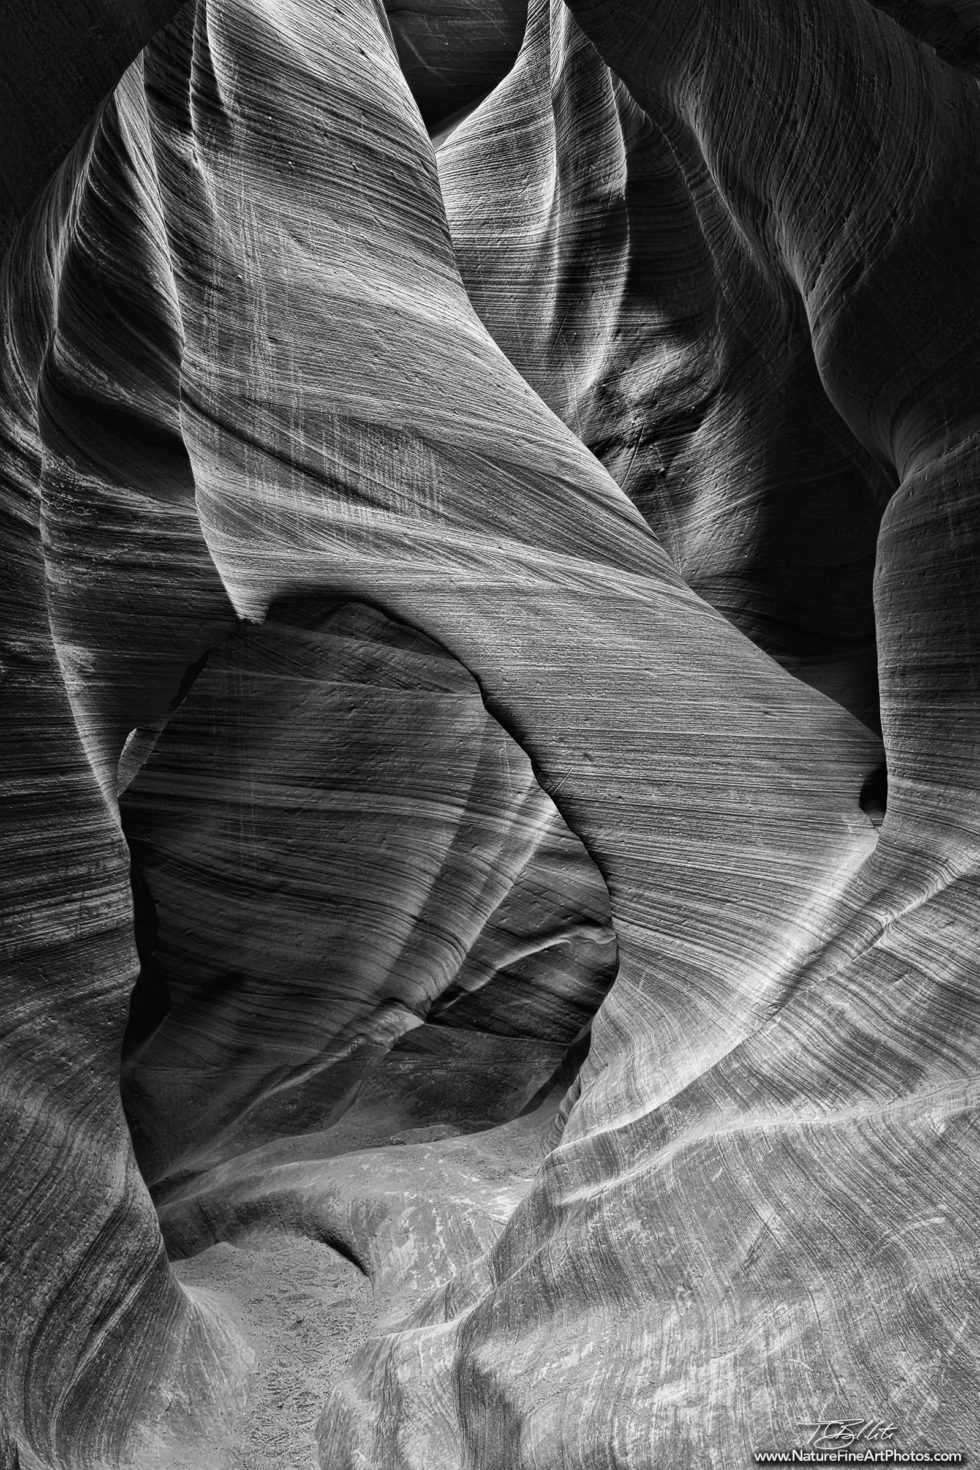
[{"xmin": 0, "ymin": 1, "xmax": 978, "ymax": 1466}]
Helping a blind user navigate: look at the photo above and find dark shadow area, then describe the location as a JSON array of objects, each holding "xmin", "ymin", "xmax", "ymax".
[
  {"xmin": 384, "ymin": 0, "xmax": 528, "ymax": 128},
  {"xmin": 118, "ymin": 599, "xmax": 618, "ymax": 1200},
  {"xmin": 860, "ymin": 759, "xmax": 889, "ymax": 828}
]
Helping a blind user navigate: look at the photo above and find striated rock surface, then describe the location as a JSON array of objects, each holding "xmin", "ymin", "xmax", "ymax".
[
  {"xmin": 386, "ymin": 0, "xmax": 528, "ymax": 128},
  {"xmin": 437, "ymin": 0, "xmax": 892, "ymax": 731},
  {"xmin": 120, "ymin": 598, "xmax": 616, "ymax": 1185},
  {"xmin": 1, "ymin": 0, "xmax": 979, "ymax": 1467}
]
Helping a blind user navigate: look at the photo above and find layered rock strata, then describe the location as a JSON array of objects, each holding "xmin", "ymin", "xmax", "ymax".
[
  {"xmin": 120, "ymin": 599, "xmax": 617, "ymax": 1186},
  {"xmin": 0, "ymin": 0, "xmax": 978, "ymax": 1466}
]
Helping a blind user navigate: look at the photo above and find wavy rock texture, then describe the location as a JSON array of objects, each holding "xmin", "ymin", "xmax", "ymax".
[
  {"xmin": 120, "ymin": 598, "xmax": 616, "ymax": 1186},
  {"xmin": 437, "ymin": 1, "xmax": 892, "ymax": 731},
  {"xmin": 386, "ymin": 0, "xmax": 528, "ymax": 127},
  {"xmin": 1, "ymin": 0, "xmax": 979, "ymax": 1467},
  {"xmin": 0, "ymin": 0, "xmax": 188, "ymax": 253}
]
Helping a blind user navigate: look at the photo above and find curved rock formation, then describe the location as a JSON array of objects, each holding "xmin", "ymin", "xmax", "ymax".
[
  {"xmin": 437, "ymin": 0, "xmax": 891, "ymax": 730},
  {"xmin": 120, "ymin": 598, "xmax": 617, "ymax": 1185},
  {"xmin": 1, "ymin": 0, "xmax": 979, "ymax": 1467},
  {"xmin": 0, "ymin": 0, "xmax": 186, "ymax": 254},
  {"xmin": 386, "ymin": 0, "xmax": 528, "ymax": 127}
]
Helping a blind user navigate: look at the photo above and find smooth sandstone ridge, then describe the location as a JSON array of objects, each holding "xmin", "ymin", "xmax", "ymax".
[{"xmin": 1, "ymin": 0, "xmax": 978, "ymax": 1466}]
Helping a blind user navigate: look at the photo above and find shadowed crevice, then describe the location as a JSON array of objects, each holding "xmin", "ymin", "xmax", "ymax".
[{"xmin": 118, "ymin": 598, "xmax": 619, "ymax": 1192}]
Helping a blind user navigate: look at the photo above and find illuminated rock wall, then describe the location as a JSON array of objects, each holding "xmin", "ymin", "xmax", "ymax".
[{"xmin": 1, "ymin": 1, "xmax": 978, "ymax": 1465}]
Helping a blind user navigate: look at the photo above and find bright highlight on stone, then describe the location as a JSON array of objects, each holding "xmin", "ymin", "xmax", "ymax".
[{"xmin": 1, "ymin": 1, "xmax": 979, "ymax": 1466}]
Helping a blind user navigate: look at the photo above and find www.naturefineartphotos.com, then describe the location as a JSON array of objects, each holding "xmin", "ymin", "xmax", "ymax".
[{"xmin": 1, "ymin": 1, "xmax": 979, "ymax": 1466}]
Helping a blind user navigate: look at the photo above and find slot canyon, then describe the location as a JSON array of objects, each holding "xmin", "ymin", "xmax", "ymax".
[{"xmin": 1, "ymin": 1, "xmax": 979, "ymax": 1465}]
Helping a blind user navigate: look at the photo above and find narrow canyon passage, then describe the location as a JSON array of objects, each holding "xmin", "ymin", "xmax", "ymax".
[{"xmin": 1, "ymin": 2, "xmax": 979, "ymax": 1468}]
